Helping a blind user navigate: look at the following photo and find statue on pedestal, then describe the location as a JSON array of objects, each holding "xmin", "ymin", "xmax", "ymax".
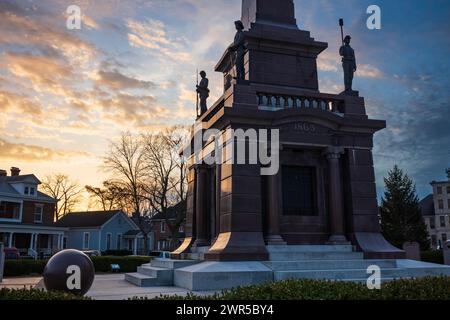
[
  {"xmin": 196, "ymin": 70, "xmax": 209, "ymax": 116},
  {"xmin": 229, "ymin": 20, "xmax": 246, "ymax": 81},
  {"xmin": 339, "ymin": 35, "xmax": 357, "ymax": 93}
]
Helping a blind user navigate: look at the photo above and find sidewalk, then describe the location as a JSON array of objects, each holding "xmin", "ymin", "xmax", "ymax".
[
  {"xmin": 1, "ymin": 274, "xmax": 218, "ymax": 300},
  {"xmin": 0, "ymin": 276, "xmax": 42, "ymax": 289}
]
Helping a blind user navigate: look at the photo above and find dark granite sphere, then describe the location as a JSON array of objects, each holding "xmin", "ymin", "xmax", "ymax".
[{"xmin": 43, "ymin": 249, "xmax": 95, "ymax": 296}]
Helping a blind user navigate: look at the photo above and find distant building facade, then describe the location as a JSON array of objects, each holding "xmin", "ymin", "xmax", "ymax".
[
  {"xmin": 420, "ymin": 178, "xmax": 450, "ymax": 249},
  {"xmin": 55, "ymin": 210, "xmax": 152, "ymax": 255},
  {"xmin": 0, "ymin": 167, "xmax": 66, "ymax": 259},
  {"xmin": 150, "ymin": 202, "xmax": 186, "ymax": 251}
]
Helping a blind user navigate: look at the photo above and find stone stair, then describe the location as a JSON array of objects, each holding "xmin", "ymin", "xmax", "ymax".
[
  {"xmin": 126, "ymin": 245, "xmax": 450, "ymax": 289},
  {"xmin": 265, "ymin": 245, "xmax": 413, "ymax": 282},
  {"xmin": 184, "ymin": 246, "xmax": 210, "ymax": 260},
  {"xmin": 125, "ymin": 258, "xmax": 199, "ymax": 287}
]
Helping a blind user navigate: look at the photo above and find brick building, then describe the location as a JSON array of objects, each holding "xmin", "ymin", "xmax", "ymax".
[
  {"xmin": 420, "ymin": 177, "xmax": 450, "ymax": 249},
  {"xmin": 150, "ymin": 202, "xmax": 186, "ymax": 251},
  {"xmin": 0, "ymin": 167, "xmax": 66, "ymax": 259}
]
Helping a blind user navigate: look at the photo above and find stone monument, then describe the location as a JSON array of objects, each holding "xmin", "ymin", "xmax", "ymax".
[
  {"xmin": 402, "ymin": 242, "xmax": 421, "ymax": 261},
  {"xmin": 196, "ymin": 70, "xmax": 209, "ymax": 115},
  {"xmin": 339, "ymin": 35, "xmax": 357, "ymax": 94},
  {"xmin": 126, "ymin": 0, "xmax": 450, "ymax": 290},
  {"xmin": 173, "ymin": 0, "xmax": 404, "ymax": 261}
]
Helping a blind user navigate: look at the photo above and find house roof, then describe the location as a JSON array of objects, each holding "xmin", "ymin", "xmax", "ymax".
[
  {"xmin": 150, "ymin": 201, "xmax": 186, "ymax": 221},
  {"xmin": 0, "ymin": 174, "xmax": 41, "ymax": 184},
  {"xmin": 55, "ymin": 210, "xmax": 123, "ymax": 228},
  {"xmin": 430, "ymin": 180, "xmax": 450, "ymax": 186},
  {"xmin": 0, "ymin": 175, "xmax": 55, "ymax": 203},
  {"xmin": 419, "ymin": 194, "xmax": 435, "ymax": 216},
  {"xmin": 124, "ymin": 230, "xmax": 141, "ymax": 236}
]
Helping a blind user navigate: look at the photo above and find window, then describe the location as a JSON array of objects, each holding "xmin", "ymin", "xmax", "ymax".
[
  {"xmin": 429, "ymin": 217, "xmax": 435, "ymax": 229},
  {"xmin": 116, "ymin": 234, "xmax": 122, "ymax": 249},
  {"xmin": 282, "ymin": 166, "xmax": 317, "ymax": 216},
  {"xmin": 437, "ymin": 186, "xmax": 442, "ymax": 194},
  {"xmin": 440, "ymin": 216, "xmax": 446, "ymax": 227},
  {"xmin": 30, "ymin": 187, "xmax": 35, "ymax": 195},
  {"xmin": 442, "ymin": 233, "xmax": 448, "ymax": 242},
  {"xmin": 160, "ymin": 222, "xmax": 166, "ymax": 233},
  {"xmin": 179, "ymin": 225, "xmax": 184, "ymax": 233},
  {"xmin": 83, "ymin": 232, "xmax": 90, "ymax": 250},
  {"xmin": 447, "ymin": 186, "xmax": 450, "ymax": 194},
  {"xmin": 34, "ymin": 205, "xmax": 43, "ymax": 223},
  {"xmin": 438, "ymin": 200, "xmax": 444, "ymax": 210},
  {"xmin": 24, "ymin": 187, "xmax": 29, "ymax": 195},
  {"xmin": 106, "ymin": 233, "xmax": 112, "ymax": 250},
  {"xmin": 448, "ymin": 199, "xmax": 450, "ymax": 209}
]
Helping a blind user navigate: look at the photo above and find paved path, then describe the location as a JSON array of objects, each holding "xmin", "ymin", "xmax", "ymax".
[
  {"xmin": 0, "ymin": 276, "xmax": 42, "ymax": 289},
  {"xmin": 1, "ymin": 274, "xmax": 218, "ymax": 300}
]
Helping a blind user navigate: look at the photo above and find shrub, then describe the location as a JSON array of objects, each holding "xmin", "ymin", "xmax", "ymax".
[
  {"xmin": 101, "ymin": 250, "xmax": 133, "ymax": 256},
  {"xmin": 150, "ymin": 277, "xmax": 450, "ymax": 301},
  {"xmin": 4, "ymin": 256, "xmax": 151, "ymax": 276},
  {"xmin": 91, "ymin": 256, "xmax": 151, "ymax": 273},
  {"xmin": 4, "ymin": 259, "xmax": 47, "ymax": 277},
  {"xmin": 421, "ymin": 250, "xmax": 444, "ymax": 264},
  {"xmin": 0, "ymin": 288, "xmax": 91, "ymax": 300}
]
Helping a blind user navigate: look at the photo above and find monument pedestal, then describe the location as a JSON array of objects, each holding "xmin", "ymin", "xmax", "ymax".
[{"xmin": 172, "ymin": 0, "xmax": 404, "ymax": 261}]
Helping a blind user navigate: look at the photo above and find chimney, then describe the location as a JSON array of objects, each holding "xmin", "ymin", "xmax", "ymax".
[
  {"xmin": 10, "ymin": 167, "xmax": 21, "ymax": 176},
  {"xmin": 0, "ymin": 169, "xmax": 7, "ymax": 177}
]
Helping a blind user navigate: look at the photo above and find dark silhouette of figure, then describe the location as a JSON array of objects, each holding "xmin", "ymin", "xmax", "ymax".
[
  {"xmin": 196, "ymin": 70, "xmax": 209, "ymax": 115},
  {"xmin": 229, "ymin": 20, "xmax": 246, "ymax": 81},
  {"xmin": 339, "ymin": 35, "xmax": 357, "ymax": 92}
]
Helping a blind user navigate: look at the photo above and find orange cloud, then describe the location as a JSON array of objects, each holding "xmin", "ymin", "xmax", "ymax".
[
  {"xmin": 0, "ymin": 138, "xmax": 91, "ymax": 162},
  {"xmin": 97, "ymin": 70, "xmax": 156, "ymax": 91}
]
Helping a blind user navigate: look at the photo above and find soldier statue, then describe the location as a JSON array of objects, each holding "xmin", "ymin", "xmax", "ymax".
[
  {"xmin": 339, "ymin": 35, "xmax": 357, "ymax": 92},
  {"xmin": 196, "ymin": 70, "xmax": 209, "ymax": 115},
  {"xmin": 229, "ymin": 20, "xmax": 246, "ymax": 81}
]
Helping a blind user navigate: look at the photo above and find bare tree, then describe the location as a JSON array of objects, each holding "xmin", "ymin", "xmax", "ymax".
[
  {"xmin": 41, "ymin": 174, "xmax": 82, "ymax": 221},
  {"xmin": 85, "ymin": 181, "xmax": 125, "ymax": 211},
  {"xmin": 101, "ymin": 128, "xmax": 190, "ymax": 252},
  {"xmin": 142, "ymin": 126, "xmax": 189, "ymax": 243},
  {"xmin": 103, "ymin": 132, "xmax": 147, "ymax": 219}
]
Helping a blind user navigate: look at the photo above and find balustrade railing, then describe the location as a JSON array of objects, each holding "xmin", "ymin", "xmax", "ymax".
[{"xmin": 257, "ymin": 93, "xmax": 343, "ymax": 114}]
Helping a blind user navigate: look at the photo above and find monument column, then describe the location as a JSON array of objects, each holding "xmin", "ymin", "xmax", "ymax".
[
  {"xmin": 324, "ymin": 147, "xmax": 348, "ymax": 243},
  {"xmin": 265, "ymin": 171, "xmax": 286, "ymax": 244},
  {"xmin": 193, "ymin": 165, "xmax": 209, "ymax": 247}
]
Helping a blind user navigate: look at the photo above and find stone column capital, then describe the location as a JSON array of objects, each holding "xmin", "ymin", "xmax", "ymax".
[{"xmin": 323, "ymin": 146, "xmax": 345, "ymax": 160}]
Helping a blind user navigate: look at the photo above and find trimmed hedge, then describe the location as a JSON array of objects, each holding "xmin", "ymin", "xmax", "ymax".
[
  {"xmin": 91, "ymin": 256, "xmax": 151, "ymax": 273},
  {"xmin": 4, "ymin": 259, "xmax": 47, "ymax": 277},
  {"xmin": 151, "ymin": 277, "xmax": 450, "ymax": 300},
  {"xmin": 101, "ymin": 250, "xmax": 133, "ymax": 256},
  {"xmin": 421, "ymin": 250, "xmax": 444, "ymax": 264},
  {"xmin": 4, "ymin": 256, "xmax": 151, "ymax": 276},
  {"xmin": 0, "ymin": 288, "xmax": 91, "ymax": 300}
]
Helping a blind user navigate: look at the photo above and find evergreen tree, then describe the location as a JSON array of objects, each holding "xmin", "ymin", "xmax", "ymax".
[{"xmin": 380, "ymin": 165, "xmax": 430, "ymax": 250}]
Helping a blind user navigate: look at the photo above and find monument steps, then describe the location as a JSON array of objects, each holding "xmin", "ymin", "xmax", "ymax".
[
  {"xmin": 125, "ymin": 258, "xmax": 199, "ymax": 287},
  {"xmin": 150, "ymin": 258, "xmax": 199, "ymax": 269},
  {"xmin": 124, "ymin": 272, "xmax": 169, "ymax": 287},
  {"xmin": 266, "ymin": 245, "xmax": 354, "ymax": 252},
  {"xmin": 268, "ymin": 251, "xmax": 364, "ymax": 261},
  {"xmin": 126, "ymin": 246, "xmax": 450, "ymax": 289},
  {"xmin": 264, "ymin": 259, "xmax": 397, "ymax": 271},
  {"xmin": 274, "ymin": 267, "xmax": 409, "ymax": 281}
]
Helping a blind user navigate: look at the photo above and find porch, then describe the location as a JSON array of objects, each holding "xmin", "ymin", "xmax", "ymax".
[{"xmin": 0, "ymin": 224, "xmax": 67, "ymax": 260}]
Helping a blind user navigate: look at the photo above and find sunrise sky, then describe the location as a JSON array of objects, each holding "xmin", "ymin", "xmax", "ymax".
[{"xmin": 1, "ymin": 0, "xmax": 449, "ymax": 208}]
